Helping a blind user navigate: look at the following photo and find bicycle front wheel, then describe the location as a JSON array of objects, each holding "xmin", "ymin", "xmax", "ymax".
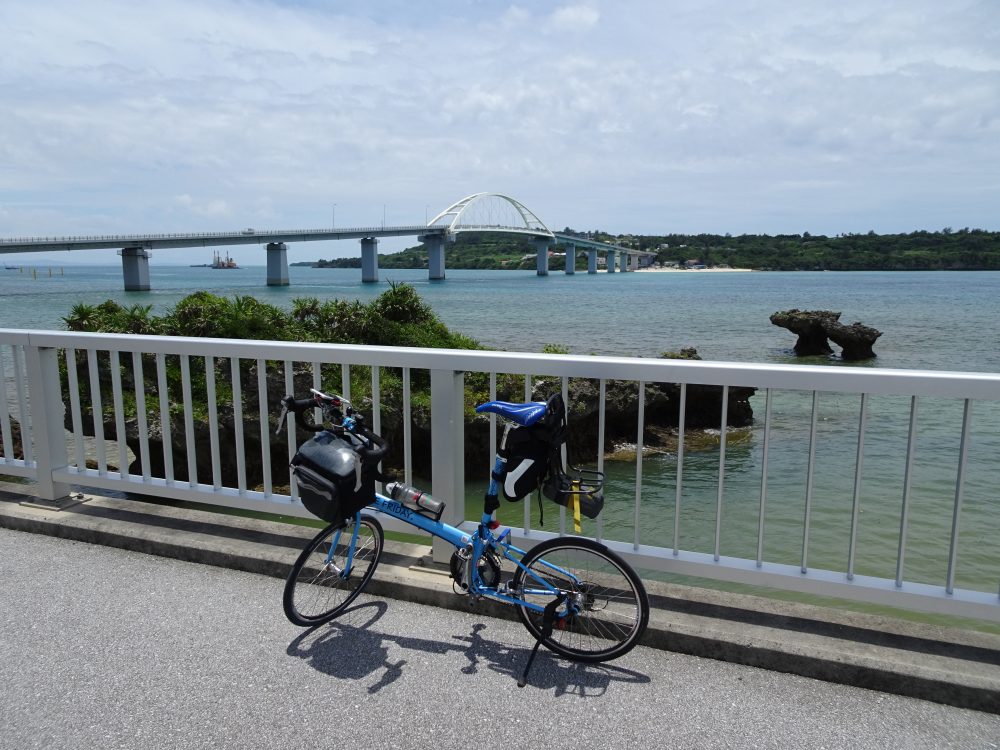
[
  {"xmin": 512, "ymin": 536, "xmax": 649, "ymax": 663},
  {"xmin": 283, "ymin": 514, "xmax": 384, "ymax": 627}
]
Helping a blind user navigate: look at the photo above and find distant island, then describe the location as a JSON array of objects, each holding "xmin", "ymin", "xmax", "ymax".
[{"xmin": 293, "ymin": 228, "xmax": 1000, "ymax": 272}]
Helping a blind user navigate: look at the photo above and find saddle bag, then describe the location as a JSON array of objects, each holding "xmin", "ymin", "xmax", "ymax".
[
  {"xmin": 499, "ymin": 425, "xmax": 552, "ymax": 501},
  {"xmin": 501, "ymin": 393, "xmax": 605, "ymax": 528}
]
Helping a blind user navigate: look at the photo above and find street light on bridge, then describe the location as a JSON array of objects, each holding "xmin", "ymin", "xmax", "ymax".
[{"xmin": 332, "ymin": 204, "xmax": 337, "ymax": 229}]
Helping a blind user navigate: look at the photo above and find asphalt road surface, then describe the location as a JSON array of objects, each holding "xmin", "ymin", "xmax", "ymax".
[{"xmin": 1, "ymin": 527, "xmax": 997, "ymax": 750}]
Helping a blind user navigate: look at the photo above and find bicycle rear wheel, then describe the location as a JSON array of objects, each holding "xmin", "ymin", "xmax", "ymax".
[
  {"xmin": 512, "ymin": 536, "xmax": 649, "ymax": 662},
  {"xmin": 283, "ymin": 514, "xmax": 384, "ymax": 627}
]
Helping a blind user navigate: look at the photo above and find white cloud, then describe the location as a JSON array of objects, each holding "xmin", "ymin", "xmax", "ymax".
[
  {"xmin": 0, "ymin": 0, "xmax": 998, "ymax": 264},
  {"xmin": 548, "ymin": 4, "xmax": 600, "ymax": 31},
  {"xmin": 499, "ymin": 5, "xmax": 531, "ymax": 28}
]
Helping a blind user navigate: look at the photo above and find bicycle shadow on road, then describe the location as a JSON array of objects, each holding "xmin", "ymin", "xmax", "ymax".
[
  {"xmin": 455, "ymin": 622, "xmax": 651, "ymax": 696},
  {"xmin": 286, "ymin": 601, "xmax": 650, "ymax": 696}
]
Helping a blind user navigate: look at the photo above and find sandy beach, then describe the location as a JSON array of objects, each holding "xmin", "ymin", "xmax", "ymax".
[{"xmin": 634, "ymin": 266, "xmax": 755, "ymax": 273}]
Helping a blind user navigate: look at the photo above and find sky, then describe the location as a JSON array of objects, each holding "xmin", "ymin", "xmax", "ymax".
[{"xmin": 1, "ymin": 0, "xmax": 999, "ymax": 265}]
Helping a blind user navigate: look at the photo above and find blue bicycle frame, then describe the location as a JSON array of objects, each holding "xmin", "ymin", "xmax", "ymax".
[{"xmin": 328, "ymin": 459, "xmax": 581, "ymax": 619}]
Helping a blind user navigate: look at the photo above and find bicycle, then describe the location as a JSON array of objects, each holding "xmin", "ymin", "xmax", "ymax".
[{"xmin": 277, "ymin": 388, "xmax": 650, "ymax": 686}]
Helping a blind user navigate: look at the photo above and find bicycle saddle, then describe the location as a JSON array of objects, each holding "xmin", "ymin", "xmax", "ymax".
[{"xmin": 475, "ymin": 400, "xmax": 547, "ymax": 426}]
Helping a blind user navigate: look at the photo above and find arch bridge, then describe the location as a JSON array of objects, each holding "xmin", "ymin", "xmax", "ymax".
[
  {"xmin": 422, "ymin": 192, "xmax": 652, "ymax": 280},
  {"xmin": 0, "ymin": 192, "xmax": 655, "ymax": 290}
]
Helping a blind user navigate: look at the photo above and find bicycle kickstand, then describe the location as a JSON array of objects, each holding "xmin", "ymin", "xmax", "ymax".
[{"xmin": 517, "ymin": 593, "xmax": 566, "ymax": 688}]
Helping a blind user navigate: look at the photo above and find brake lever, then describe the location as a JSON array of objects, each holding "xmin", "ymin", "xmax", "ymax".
[
  {"xmin": 310, "ymin": 387, "xmax": 351, "ymax": 412},
  {"xmin": 275, "ymin": 403, "xmax": 289, "ymax": 435}
]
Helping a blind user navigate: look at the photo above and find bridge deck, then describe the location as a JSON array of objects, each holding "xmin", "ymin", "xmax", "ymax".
[{"xmin": 0, "ymin": 225, "xmax": 445, "ymax": 253}]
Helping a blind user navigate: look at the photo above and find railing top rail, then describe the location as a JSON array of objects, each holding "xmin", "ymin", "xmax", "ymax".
[{"xmin": 5, "ymin": 328, "xmax": 1000, "ymax": 400}]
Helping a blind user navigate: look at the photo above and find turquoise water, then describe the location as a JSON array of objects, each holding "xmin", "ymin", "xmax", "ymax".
[
  {"xmin": 3, "ymin": 264, "xmax": 999, "ymax": 599},
  {"xmin": 4, "ymin": 264, "xmax": 1000, "ymax": 371}
]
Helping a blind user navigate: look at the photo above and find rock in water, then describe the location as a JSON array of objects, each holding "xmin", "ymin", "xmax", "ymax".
[
  {"xmin": 769, "ymin": 309, "xmax": 838, "ymax": 355},
  {"xmin": 824, "ymin": 319, "xmax": 882, "ymax": 361},
  {"xmin": 770, "ymin": 309, "xmax": 881, "ymax": 360}
]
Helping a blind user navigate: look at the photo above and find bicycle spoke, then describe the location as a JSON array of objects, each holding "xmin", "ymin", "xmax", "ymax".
[
  {"xmin": 513, "ymin": 537, "xmax": 649, "ymax": 662},
  {"xmin": 283, "ymin": 517, "xmax": 384, "ymax": 626}
]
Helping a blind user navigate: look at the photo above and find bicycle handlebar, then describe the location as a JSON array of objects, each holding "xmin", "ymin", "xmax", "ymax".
[
  {"xmin": 277, "ymin": 389, "xmax": 389, "ymax": 464},
  {"xmin": 280, "ymin": 396, "xmax": 325, "ymax": 432},
  {"xmin": 350, "ymin": 421, "xmax": 389, "ymax": 465}
]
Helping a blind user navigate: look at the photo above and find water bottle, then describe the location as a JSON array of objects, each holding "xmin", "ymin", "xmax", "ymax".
[{"xmin": 387, "ymin": 482, "xmax": 444, "ymax": 520}]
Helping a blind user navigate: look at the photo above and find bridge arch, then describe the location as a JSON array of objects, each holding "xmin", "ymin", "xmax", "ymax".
[{"xmin": 427, "ymin": 192, "xmax": 553, "ymax": 238}]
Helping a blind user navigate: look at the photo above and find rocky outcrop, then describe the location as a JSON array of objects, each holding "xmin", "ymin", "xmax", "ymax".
[
  {"xmin": 3, "ymin": 418, "xmax": 23, "ymax": 461},
  {"xmin": 63, "ymin": 349, "xmax": 756, "ymax": 489},
  {"xmin": 470, "ymin": 367, "xmax": 755, "ymax": 469},
  {"xmin": 823, "ymin": 319, "xmax": 882, "ymax": 361},
  {"xmin": 769, "ymin": 310, "xmax": 837, "ymax": 355},
  {"xmin": 770, "ymin": 309, "xmax": 881, "ymax": 360}
]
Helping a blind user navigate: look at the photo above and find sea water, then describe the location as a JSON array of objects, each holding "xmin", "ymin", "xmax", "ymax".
[
  {"xmin": 3, "ymin": 264, "xmax": 999, "ymax": 369},
  {"xmin": 2, "ymin": 264, "xmax": 999, "ymax": 603}
]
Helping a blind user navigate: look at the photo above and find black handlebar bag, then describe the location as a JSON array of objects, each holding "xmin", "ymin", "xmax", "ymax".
[{"xmin": 290, "ymin": 431, "xmax": 377, "ymax": 524}]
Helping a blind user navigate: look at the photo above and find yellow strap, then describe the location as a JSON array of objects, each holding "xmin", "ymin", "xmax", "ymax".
[{"xmin": 571, "ymin": 481, "xmax": 582, "ymax": 534}]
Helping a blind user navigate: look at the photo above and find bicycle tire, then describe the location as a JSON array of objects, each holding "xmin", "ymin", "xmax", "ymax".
[
  {"xmin": 512, "ymin": 536, "xmax": 649, "ymax": 662},
  {"xmin": 283, "ymin": 514, "xmax": 384, "ymax": 627}
]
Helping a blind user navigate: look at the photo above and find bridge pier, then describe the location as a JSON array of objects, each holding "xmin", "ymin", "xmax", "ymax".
[
  {"xmin": 266, "ymin": 242, "xmax": 289, "ymax": 286},
  {"xmin": 119, "ymin": 246, "xmax": 151, "ymax": 291},
  {"xmin": 361, "ymin": 237, "xmax": 379, "ymax": 283},
  {"xmin": 564, "ymin": 244, "xmax": 576, "ymax": 274},
  {"xmin": 607, "ymin": 250, "xmax": 616, "ymax": 273},
  {"xmin": 423, "ymin": 234, "xmax": 446, "ymax": 280},
  {"xmin": 588, "ymin": 249, "xmax": 597, "ymax": 274},
  {"xmin": 533, "ymin": 237, "xmax": 550, "ymax": 276}
]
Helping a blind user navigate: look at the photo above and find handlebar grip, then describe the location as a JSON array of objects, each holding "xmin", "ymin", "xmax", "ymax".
[
  {"xmin": 282, "ymin": 396, "xmax": 325, "ymax": 432},
  {"xmin": 286, "ymin": 396, "xmax": 315, "ymax": 412}
]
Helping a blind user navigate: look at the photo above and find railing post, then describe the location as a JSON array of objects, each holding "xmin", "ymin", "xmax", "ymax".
[
  {"xmin": 431, "ymin": 368, "xmax": 465, "ymax": 564},
  {"xmin": 24, "ymin": 343, "xmax": 71, "ymax": 503}
]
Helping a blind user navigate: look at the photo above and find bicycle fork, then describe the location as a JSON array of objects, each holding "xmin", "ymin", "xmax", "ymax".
[{"xmin": 325, "ymin": 521, "xmax": 362, "ymax": 579}]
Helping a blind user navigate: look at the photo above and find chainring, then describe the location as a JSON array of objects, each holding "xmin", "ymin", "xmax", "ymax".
[{"xmin": 449, "ymin": 550, "xmax": 502, "ymax": 589}]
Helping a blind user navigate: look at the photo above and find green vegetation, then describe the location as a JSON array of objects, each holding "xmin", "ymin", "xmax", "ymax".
[
  {"xmin": 58, "ymin": 285, "xmax": 534, "ymax": 456},
  {"xmin": 63, "ymin": 283, "xmax": 480, "ymax": 350},
  {"xmin": 57, "ymin": 284, "xmax": 575, "ymax": 498},
  {"xmin": 311, "ymin": 228, "xmax": 1000, "ymax": 272},
  {"xmin": 639, "ymin": 228, "xmax": 1000, "ymax": 271},
  {"xmin": 60, "ymin": 284, "xmax": 484, "ymax": 433}
]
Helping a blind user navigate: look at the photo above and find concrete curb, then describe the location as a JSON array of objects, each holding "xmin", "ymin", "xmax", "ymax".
[{"xmin": 2, "ymin": 481, "xmax": 998, "ymax": 713}]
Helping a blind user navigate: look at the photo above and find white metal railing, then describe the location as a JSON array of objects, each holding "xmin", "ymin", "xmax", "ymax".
[{"xmin": 2, "ymin": 328, "xmax": 999, "ymax": 623}]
